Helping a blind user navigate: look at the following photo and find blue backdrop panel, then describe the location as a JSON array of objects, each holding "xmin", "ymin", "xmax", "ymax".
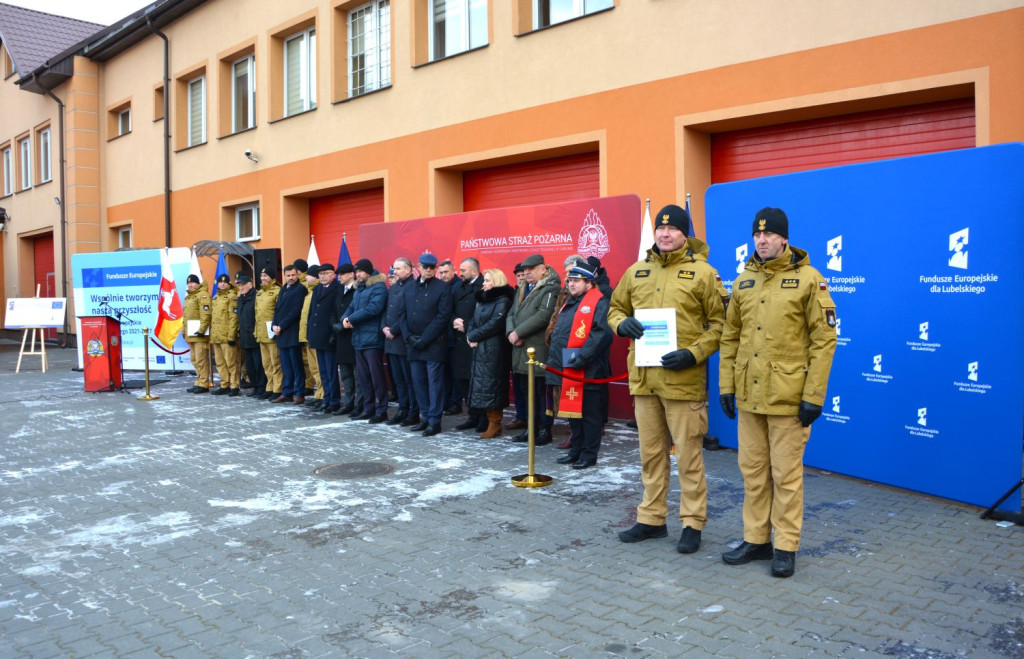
[{"xmin": 705, "ymin": 144, "xmax": 1024, "ymax": 511}]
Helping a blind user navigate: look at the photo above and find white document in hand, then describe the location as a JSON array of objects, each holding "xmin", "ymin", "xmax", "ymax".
[
  {"xmin": 266, "ymin": 320, "xmax": 275, "ymax": 339},
  {"xmin": 634, "ymin": 308, "xmax": 676, "ymax": 367},
  {"xmin": 187, "ymin": 320, "xmax": 209, "ymax": 336}
]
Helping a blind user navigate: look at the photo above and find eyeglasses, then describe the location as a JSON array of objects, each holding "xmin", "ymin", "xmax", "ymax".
[{"xmin": 421, "ymin": 265, "xmax": 436, "ymax": 270}]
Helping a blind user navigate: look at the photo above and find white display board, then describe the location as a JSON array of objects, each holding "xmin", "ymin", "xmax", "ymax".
[{"xmin": 4, "ymin": 298, "xmax": 67, "ymax": 329}]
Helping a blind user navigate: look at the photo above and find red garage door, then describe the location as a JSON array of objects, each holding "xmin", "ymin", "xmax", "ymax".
[
  {"xmin": 309, "ymin": 187, "xmax": 384, "ymax": 266},
  {"xmin": 711, "ymin": 98, "xmax": 976, "ymax": 183},
  {"xmin": 463, "ymin": 152, "xmax": 600, "ymax": 211},
  {"xmin": 33, "ymin": 233, "xmax": 56, "ymax": 339}
]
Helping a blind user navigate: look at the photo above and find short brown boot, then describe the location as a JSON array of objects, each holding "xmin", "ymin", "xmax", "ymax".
[{"xmin": 480, "ymin": 409, "xmax": 503, "ymax": 438}]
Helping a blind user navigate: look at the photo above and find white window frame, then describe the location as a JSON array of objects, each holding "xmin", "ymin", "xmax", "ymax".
[
  {"xmin": 117, "ymin": 226, "xmax": 132, "ymax": 249},
  {"xmin": 429, "ymin": 0, "xmax": 487, "ymax": 62},
  {"xmin": 39, "ymin": 128, "xmax": 52, "ymax": 183},
  {"xmin": 18, "ymin": 137, "xmax": 31, "ymax": 190},
  {"xmin": 235, "ymin": 204, "xmax": 260, "ymax": 242},
  {"xmin": 117, "ymin": 108, "xmax": 131, "ymax": 136},
  {"xmin": 1, "ymin": 148, "xmax": 11, "ymax": 196},
  {"xmin": 348, "ymin": 0, "xmax": 391, "ymax": 97},
  {"xmin": 284, "ymin": 28, "xmax": 316, "ymax": 116},
  {"xmin": 187, "ymin": 75, "xmax": 207, "ymax": 147},
  {"xmin": 232, "ymin": 54, "xmax": 256, "ymax": 132},
  {"xmin": 533, "ymin": 0, "xmax": 612, "ymax": 29}
]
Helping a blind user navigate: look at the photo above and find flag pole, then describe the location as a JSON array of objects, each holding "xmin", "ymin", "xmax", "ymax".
[{"xmin": 138, "ymin": 327, "xmax": 159, "ymax": 401}]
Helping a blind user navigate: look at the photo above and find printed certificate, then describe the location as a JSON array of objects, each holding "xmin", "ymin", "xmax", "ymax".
[
  {"xmin": 187, "ymin": 320, "xmax": 209, "ymax": 336},
  {"xmin": 634, "ymin": 308, "xmax": 676, "ymax": 367}
]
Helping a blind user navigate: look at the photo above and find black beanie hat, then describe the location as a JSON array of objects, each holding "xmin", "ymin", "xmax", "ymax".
[
  {"xmin": 186, "ymin": 274, "xmax": 200, "ymax": 284},
  {"xmin": 354, "ymin": 258, "xmax": 374, "ymax": 274},
  {"xmin": 654, "ymin": 204, "xmax": 690, "ymax": 235},
  {"xmin": 753, "ymin": 207, "xmax": 789, "ymax": 238},
  {"xmin": 293, "ymin": 258, "xmax": 308, "ymax": 272}
]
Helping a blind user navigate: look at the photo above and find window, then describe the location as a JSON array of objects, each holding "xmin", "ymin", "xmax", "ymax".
[
  {"xmin": 154, "ymin": 85, "xmax": 165, "ymax": 121},
  {"xmin": 1, "ymin": 147, "xmax": 11, "ymax": 196},
  {"xmin": 118, "ymin": 109, "xmax": 132, "ymax": 136},
  {"xmin": 232, "ymin": 54, "xmax": 256, "ymax": 132},
  {"xmin": 236, "ymin": 204, "xmax": 260, "ymax": 241},
  {"xmin": 187, "ymin": 76, "xmax": 206, "ymax": 147},
  {"xmin": 430, "ymin": 0, "xmax": 487, "ymax": 60},
  {"xmin": 38, "ymin": 128, "xmax": 51, "ymax": 183},
  {"xmin": 18, "ymin": 137, "xmax": 31, "ymax": 190},
  {"xmin": 284, "ymin": 28, "xmax": 316, "ymax": 116},
  {"xmin": 348, "ymin": 1, "xmax": 391, "ymax": 97},
  {"xmin": 534, "ymin": 0, "xmax": 612, "ymax": 29},
  {"xmin": 118, "ymin": 226, "xmax": 133, "ymax": 248}
]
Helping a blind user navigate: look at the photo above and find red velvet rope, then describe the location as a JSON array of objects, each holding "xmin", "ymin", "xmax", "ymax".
[
  {"xmin": 149, "ymin": 336, "xmax": 191, "ymax": 356},
  {"xmin": 541, "ymin": 364, "xmax": 629, "ymax": 384}
]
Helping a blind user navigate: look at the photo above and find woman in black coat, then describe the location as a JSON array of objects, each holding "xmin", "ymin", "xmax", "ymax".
[{"xmin": 466, "ymin": 269, "xmax": 516, "ymax": 438}]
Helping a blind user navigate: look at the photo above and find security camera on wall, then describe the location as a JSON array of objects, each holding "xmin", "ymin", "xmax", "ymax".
[{"xmin": 245, "ymin": 148, "xmax": 258, "ymax": 163}]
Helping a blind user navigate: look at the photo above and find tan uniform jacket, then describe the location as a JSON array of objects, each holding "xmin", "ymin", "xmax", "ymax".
[
  {"xmin": 210, "ymin": 284, "xmax": 239, "ymax": 343},
  {"xmin": 298, "ymin": 279, "xmax": 317, "ymax": 344},
  {"xmin": 608, "ymin": 237, "xmax": 725, "ymax": 401},
  {"xmin": 182, "ymin": 284, "xmax": 211, "ymax": 344},
  {"xmin": 719, "ymin": 244, "xmax": 837, "ymax": 415},
  {"xmin": 254, "ymin": 281, "xmax": 281, "ymax": 344}
]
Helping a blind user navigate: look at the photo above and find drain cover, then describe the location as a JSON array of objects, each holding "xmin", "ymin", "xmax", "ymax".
[{"xmin": 313, "ymin": 461, "xmax": 396, "ymax": 480}]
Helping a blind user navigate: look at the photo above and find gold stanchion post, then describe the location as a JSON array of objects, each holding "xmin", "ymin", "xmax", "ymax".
[
  {"xmin": 512, "ymin": 347, "xmax": 552, "ymax": 488},
  {"xmin": 138, "ymin": 328, "xmax": 159, "ymax": 401}
]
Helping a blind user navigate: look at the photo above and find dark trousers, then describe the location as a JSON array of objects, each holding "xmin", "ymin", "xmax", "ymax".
[
  {"xmin": 512, "ymin": 372, "xmax": 528, "ymax": 421},
  {"xmin": 355, "ymin": 348, "xmax": 387, "ymax": 415},
  {"xmin": 279, "ymin": 345, "xmax": 304, "ymax": 396},
  {"xmin": 242, "ymin": 347, "xmax": 266, "ymax": 393},
  {"xmin": 568, "ymin": 389, "xmax": 603, "ymax": 463},
  {"xmin": 317, "ymin": 349, "xmax": 340, "ymax": 408},
  {"xmin": 513, "ymin": 372, "xmax": 547, "ymax": 430},
  {"xmin": 339, "ymin": 361, "xmax": 357, "ymax": 407},
  {"xmin": 389, "ymin": 353, "xmax": 416, "ymax": 414},
  {"xmin": 411, "ymin": 360, "xmax": 445, "ymax": 424}
]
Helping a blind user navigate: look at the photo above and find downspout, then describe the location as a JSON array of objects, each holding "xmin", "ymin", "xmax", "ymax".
[
  {"xmin": 37, "ymin": 75, "xmax": 70, "ymax": 345},
  {"xmin": 146, "ymin": 17, "xmax": 171, "ymax": 248}
]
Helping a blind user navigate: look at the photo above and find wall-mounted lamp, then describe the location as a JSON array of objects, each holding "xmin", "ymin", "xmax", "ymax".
[
  {"xmin": 0, "ymin": 207, "xmax": 10, "ymax": 232},
  {"xmin": 244, "ymin": 148, "xmax": 259, "ymax": 163},
  {"xmin": 54, "ymin": 196, "xmax": 61, "ymax": 206}
]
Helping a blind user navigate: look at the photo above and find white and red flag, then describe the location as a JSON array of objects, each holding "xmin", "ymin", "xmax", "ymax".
[{"xmin": 154, "ymin": 248, "xmax": 184, "ymax": 349}]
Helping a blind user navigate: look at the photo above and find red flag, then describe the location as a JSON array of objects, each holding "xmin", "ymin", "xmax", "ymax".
[{"xmin": 154, "ymin": 248, "xmax": 184, "ymax": 349}]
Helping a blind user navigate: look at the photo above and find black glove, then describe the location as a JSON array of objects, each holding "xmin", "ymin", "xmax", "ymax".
[
  {"xmin": 193, "ymin": 331, "xmax": 204, "ymax": 337},
  {"xmin": 660, "ymin": 349, "xmax": 695, "ymax": 370},
  {"xmin": 720, "ymin": 394, "xmax": 736, "ymax": 419},
  {"xmin": 412, "ymin": 339, "xmax": 427, "ymax": 351},
  {"xmin": 227, "ymin": 340, "xmax": 236, "ymax": 347},
  {"xmin": 565, "ymin": 354, "xmax": 581, "ymax": 369},
  {"xmin": 798, "ymin": 401, "xmax": 823, "ymax": 427},
  {"xmin": 332, "ymin": 322, "xmax": 344, "ymax": 334},
  {"xmin": 617, "ymin": 317, "xmax": 645, "ymax": 339}
]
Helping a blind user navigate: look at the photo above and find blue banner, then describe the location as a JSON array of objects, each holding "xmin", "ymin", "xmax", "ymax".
[{"xmin": 706, "ymin": 144, "xmax": 1024, "ymax": 510}]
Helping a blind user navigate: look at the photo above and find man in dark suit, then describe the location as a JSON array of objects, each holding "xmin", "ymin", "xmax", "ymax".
[
  {"xmin": 307, "ymin": 263, "xmax": 342, "ymax": 413},
  {"xmin": 333, "ymin": 264, "xmax": 360, "ymax": 415},
  {"xmin": 403, "ymin": 252, "xmax": 452, "ymax": 436},
  {"xmin": 272, "ymin": 264, "xmax": 308, "ymax": 403},
  {"xmin": 383, "ymin": 257, "xmax": 418, "ymax": 426},
  {"xmin": 235, "ymin": 272, "xmax": 266, "ymax": 399},
  {"xmin": 451, "ymin": 257, "xmax": 484, "ymax": 431}
]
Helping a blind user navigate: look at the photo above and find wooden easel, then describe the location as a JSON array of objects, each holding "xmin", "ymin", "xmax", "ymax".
[{"xmin": 15, "ymin": 285, "xmax": 49, "ymax": 374}]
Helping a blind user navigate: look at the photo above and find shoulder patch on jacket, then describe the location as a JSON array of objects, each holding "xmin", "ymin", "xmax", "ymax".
[
  {"xmin": 781, "ymin": 278, "xmax": 799, "ymax": 289},
  {"xmin": 634, "ymin": 269, "xmax": 651, "ymax": 278},
  {"xmin": 677, "ymin": 270, "xmax": 695, "ymax": 280},
  {"xmin": 737, "ymin": 279, "xmax": 755, "ymax": 290}
]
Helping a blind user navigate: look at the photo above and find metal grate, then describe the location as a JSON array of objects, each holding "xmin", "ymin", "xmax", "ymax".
[{"xmin": 313, "ymin": 461, "xmax": 395, "ymax": 480}]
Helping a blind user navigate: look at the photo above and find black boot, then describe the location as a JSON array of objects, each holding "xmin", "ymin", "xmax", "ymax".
[{"xmin": 454, "ymin": 410, "xmax": 480, "ymax": 431}]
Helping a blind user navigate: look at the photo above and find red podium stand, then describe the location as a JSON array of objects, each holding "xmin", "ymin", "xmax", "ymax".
[{"xmin": 80, "ymin": 315, "xmax": 123, "ymax": 392}]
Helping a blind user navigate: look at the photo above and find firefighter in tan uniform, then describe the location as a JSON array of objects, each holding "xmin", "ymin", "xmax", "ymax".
[
  {"xmin": 182, "ymin": 274, "xmax": 212, "ymax": 393},
  {"xmin": 608, "ymin": 204, "xmax": 725, "ymax": 555},
  {"xmin": 719, "ymin": 207, "xmax": 837, "ymax": 578},
  {"xmin": 298, "ymin": 264, "xmax": 322, "ymax": 406},
  {"xmin": 255, "ymin": 268, "xmax": 283, "ymax": 398},
  {"xmin": 209, "ymin": 273, "xmax": 240, "ymax": 396}
]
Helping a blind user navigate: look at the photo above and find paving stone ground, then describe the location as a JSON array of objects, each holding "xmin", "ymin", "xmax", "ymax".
[{"xmin": 1, "ymin": 342, "xmax": 1022, "ymax": 658}]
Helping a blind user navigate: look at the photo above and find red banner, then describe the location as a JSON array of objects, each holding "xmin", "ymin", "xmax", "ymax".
[{"xmin": 361, "ymin": 194, "xmax": 642, "ymax": 419}]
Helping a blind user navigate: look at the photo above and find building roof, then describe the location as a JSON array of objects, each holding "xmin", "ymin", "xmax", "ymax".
[{"xmin": 0, "ymin": 2, "xmax": 102, "ymax": 78}]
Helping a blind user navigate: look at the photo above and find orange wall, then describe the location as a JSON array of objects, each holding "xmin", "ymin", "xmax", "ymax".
[{"xmin": 105, "ymin": 8, "xmax": 1024, "ymax": 276}]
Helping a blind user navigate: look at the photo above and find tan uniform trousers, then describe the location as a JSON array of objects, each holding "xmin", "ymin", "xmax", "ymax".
[
  {"xmin": 212, "ymin": 342, "xmax": 240, "ymax": 389},
  {"xmin": 737, "ymin": 410, "xmax": 811, "ymax": 552},
  {"xmin": 304, "ymin": 345, "xmax": 322, "ymax": 399},
  {"xmin": 634, "ymin": 395, "xmax": 708, "ymax": 530},
  {"xmin": 189, "ymin": 342, "xmax": 211, "ymax": 388},
  {"xmin": 259, "ymin": 342, "xmax": 283, "ymax": 394}
]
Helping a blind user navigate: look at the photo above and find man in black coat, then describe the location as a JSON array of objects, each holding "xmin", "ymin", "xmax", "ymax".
[
  {"xmin": 451, "ymin": 257, "xmax": 484, "ymax": 430},
  {"xmin": 272, "ymin": 264, "xmax": 308, "ymax": 403},
  {"xmin": 307, "ymin": 263, "xmax": 343, "ymax": 413},
  {"xmin": 383, "ymin": 257, "xmax": 418, "ymax": 426},
  {"xmin": 235, "ymin": 271, "xmax": 266, "ymax": 398},
  {"xmin": 333, "ymin": 264, "xmax": 360, "ymax": 415},
  {"xmin": 403, "ymin": 252, "xmax": 452, "ymax": 436}
]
